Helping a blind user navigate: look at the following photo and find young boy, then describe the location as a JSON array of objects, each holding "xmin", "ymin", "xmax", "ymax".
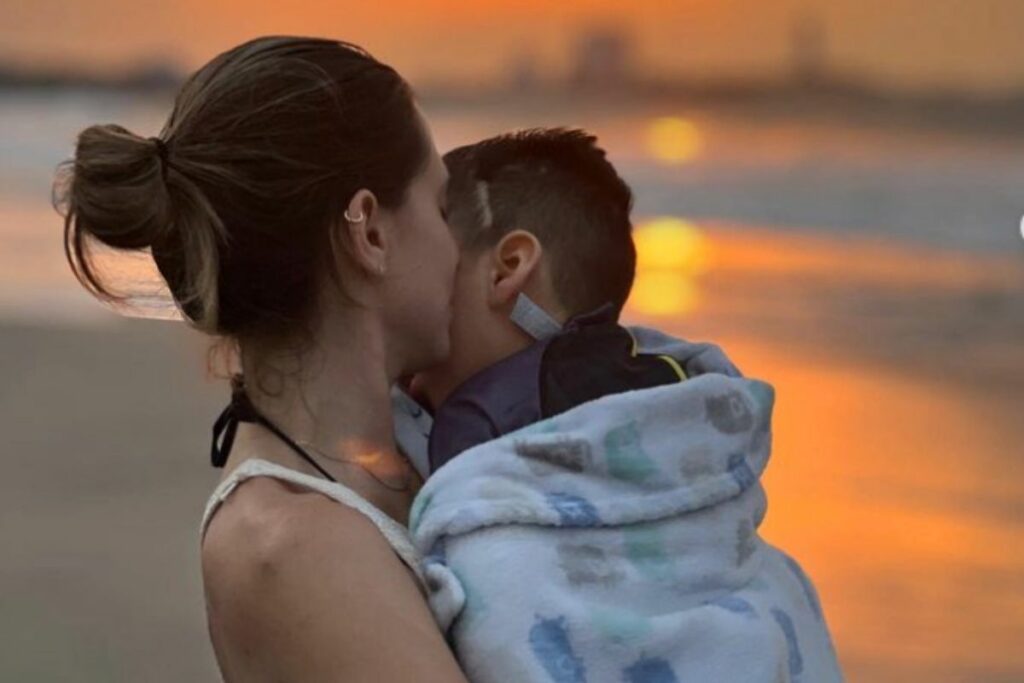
[
  {"xmin": 393, "ymin": 129, "xmax": 842, "ymax": 683},
  {"xmin": 393, "ymin": 128, "xmax": 740, "ymax": 478}
]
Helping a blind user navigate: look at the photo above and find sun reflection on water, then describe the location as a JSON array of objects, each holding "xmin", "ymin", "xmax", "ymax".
[
  {"xmin": 645, "ymin": 117, "xmax": 704, "ymax": 164},
  {"xmin": 629, "ymin": 216, "xmax": 711, "ymax": 317}
]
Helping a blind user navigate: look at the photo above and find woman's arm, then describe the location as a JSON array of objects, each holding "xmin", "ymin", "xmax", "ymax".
[{"xmin": 202, "ymin": 479, "xmax": 469, "ymax": 683}]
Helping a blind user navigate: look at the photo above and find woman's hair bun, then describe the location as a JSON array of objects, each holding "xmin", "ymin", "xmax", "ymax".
[{"xmin": 59, "ymin": 124, "xmax": 171, "ymax": 251}]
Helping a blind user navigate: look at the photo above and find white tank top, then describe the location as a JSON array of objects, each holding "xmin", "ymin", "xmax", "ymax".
[{"xmin": 201, "ymin": 458, "xmax": 424, "ymax": 587}]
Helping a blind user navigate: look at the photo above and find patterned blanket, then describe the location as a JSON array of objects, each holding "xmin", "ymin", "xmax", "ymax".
[{"xmin": 409, "ymin": 373, "xmax": 843, "ymax": 683}]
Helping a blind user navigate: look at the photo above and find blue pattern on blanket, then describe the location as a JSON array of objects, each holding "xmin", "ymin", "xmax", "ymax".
[
  {"xmin": 707, "ymin": 594, "xmax": 758, "ymax": 618},
  {"xmin": 772, "ymin": 607, "xmax": 804, "ymax": 679},
  {"xmin": 529, "ymin": 615, "xmax": 588, "ymax": 683},
  {"xmin": 546, "ymin": 492, "xmax": 602, "ymax": 527},
  {"xmin": 603, "ymin": 421, "xmax": 659, "ymax": 483},
  {"xmin": 623, "ymin": 656, "xmax": 681, "ymax": 683},
  {"xmin": 587, "ymin": 606, "xmax": 652, "ymax": 643},
  {"xmin": 623, "ymin": 525, "xmax": 674, "ymax": 582},
  {"xmin": 727, "ymin": 452, "xmax": 757, "ymax": 490}
]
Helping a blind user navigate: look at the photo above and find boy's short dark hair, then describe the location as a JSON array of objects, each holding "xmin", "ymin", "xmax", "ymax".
[{"xmin": 443, "ymin": 128, "xmax": 636, "ymax": 317}]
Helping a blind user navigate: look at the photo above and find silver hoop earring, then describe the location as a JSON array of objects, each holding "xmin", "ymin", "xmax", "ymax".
[{"xmin": 344, "ymin": 209, "xmax": 365, "ymax": 223}]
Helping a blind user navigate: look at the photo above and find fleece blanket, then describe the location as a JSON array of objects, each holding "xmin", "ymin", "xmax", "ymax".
[
  {"xmin": 408, "ymin": 373, "xmax": 843, "ymax": 683},
  {"xmin": 392, "ymin": 326, "xmax": 743, "ymax": 481}
]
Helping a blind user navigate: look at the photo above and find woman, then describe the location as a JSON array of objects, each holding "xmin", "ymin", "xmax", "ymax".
[{"xmin": 58, "ymin": 36, "xmax": 469, "ymax": 681}]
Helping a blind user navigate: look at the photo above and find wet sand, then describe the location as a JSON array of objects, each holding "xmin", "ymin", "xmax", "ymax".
[{"xmin": 2, "ymin": 226, "xmax": 1023, "ymax": 681}]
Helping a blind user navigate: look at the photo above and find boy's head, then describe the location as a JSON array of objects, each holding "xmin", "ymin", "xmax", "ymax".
[{"xmin": 412, "ymin": 128, "xmax": 636, "ymax": 409}]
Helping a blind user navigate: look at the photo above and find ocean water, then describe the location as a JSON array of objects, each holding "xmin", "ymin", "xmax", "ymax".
[{"xmin": 3, "ymin": 89, "xmax": 1023, "ymax": 322}]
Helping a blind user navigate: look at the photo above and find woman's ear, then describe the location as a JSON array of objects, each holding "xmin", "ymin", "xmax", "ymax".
[
  {"xmin": 487, "ymin": 230, "xmax": 543, "ymax": 307},
  {"xmin": 337, "ymin": 189, "xmax": 387, "ymax": 277}
]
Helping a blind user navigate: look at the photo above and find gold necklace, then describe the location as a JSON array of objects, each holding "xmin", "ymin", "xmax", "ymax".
[{"xmin": 297, "ymin": 440, "xmax": 415, "ymax": 493}]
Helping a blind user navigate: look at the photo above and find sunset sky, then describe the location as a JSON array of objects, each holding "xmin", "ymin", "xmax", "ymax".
[{"xmin": 3, "ymin": 0, "xmax": 1024, "ymax": 94}]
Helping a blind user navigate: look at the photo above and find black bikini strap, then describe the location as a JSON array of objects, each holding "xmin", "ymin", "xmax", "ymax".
[{"xmin": 210, "ymin": 378, "xmax": 337, "ymax": 483}]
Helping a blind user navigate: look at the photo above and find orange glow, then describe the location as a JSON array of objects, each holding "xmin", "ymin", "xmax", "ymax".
[
  {"xmin": 645, "ymin": 117, "xmax": 704, "ymax": 165},
  {"xmin": 630, "ymin": 271, "xmax": 698, "ymax": 317},
  {"xmin": 692, "ymin": 220, "xmax": 1024, "ymax": 291},
  {"xmin": 629, "ymin": 217, "xmax": 710, "ymax": 316},
  {"xmin": 5, "ymin": 1, "xmax": 1024, "ymax": 95},
  {"xmin": 633, "ymin": 217, "xmax": 710, "ymax": 272},
  {"xmin": 715, "ymin": 337, "xmax": 1024, "ymax": 677}
]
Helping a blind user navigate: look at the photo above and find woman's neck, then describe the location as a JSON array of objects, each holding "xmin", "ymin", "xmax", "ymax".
[{"xmin": 227, "ymin": 314, "xmax": 421, "ymax": 524}]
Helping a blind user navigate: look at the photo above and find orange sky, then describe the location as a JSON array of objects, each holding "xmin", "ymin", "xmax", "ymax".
[{"xmin": 3, "ymin": 0, "xmax": 1024, "ymax": 94}]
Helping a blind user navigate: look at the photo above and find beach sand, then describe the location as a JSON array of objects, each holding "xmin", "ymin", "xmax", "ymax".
[
  {"xmin": 1, "ymin": 318, "xmax": 223, "ymax": 681},
  {"xmin": 2, "ymin": 226, "xmax": 1023, "ymax": 682}
]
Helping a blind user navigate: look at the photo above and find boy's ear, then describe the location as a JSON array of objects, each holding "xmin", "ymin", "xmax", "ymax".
[{"xmin": 487, "ymin": 230, "xmax": 543, "ymax": 307}]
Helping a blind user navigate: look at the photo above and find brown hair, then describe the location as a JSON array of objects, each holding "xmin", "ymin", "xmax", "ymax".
[
  {"xmin": 442, "ymin": 128, "xmax": 635, "ymax": 317},
  {"xmin": 56, "ymin": 36, "xmax": 428, "ymax": 342}
]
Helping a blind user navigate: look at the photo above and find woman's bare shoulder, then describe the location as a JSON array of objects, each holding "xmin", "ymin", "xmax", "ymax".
[
  {"xmin": 202, "ymin": 475, "xmax": 378, "ymax": 576},
  {"xmin": 201, "ymin": 476, "xmax": 467, "ymax": 682},
  {"xmin": 201, "ymin": 475, "xmax": 404, "ymax": 636}
]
